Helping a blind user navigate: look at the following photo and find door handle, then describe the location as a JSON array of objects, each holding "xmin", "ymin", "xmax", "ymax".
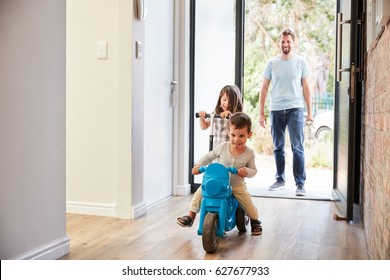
[
  {"xmin": 170, "ymin": 81, "xmax": 178, "ymax": 107},
  {"xmin": 350, "ymin": 64, "xmax": 355, "ymax": 102},
  {"xmin": 336, "ymin": 13, "xmax": 352, "ymax": 82}
]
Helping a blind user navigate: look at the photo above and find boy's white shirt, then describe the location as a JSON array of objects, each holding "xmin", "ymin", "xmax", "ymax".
[{"xmin": 196, "ymin": 141, "xmax": 257, "ymax": 187}]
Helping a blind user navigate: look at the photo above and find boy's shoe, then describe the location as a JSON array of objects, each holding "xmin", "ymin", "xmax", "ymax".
[
  {"xmin": 268, "ymin": 181, "xmax": 285, "ymax": 191},
  {"xmin": 176, "ymin": 215, "xmax": 193, "ymax": 227},
  {"xmin": 296, "ymin": 185, "xmax": 307, "ymax": 196},
  {"xmin": 250, "ymin": 219, "xmax": 262, "ymax": 235}
]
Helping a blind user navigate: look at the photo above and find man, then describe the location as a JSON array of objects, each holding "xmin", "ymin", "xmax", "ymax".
[{"xmin": 259, "ymin": 28, "xmax": 313, "ymax": 196}]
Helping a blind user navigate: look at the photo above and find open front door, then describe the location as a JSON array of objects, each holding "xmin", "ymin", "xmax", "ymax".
[{"xmin": 333, "ymin": 0, "xmax": 363, "ymax": 221}]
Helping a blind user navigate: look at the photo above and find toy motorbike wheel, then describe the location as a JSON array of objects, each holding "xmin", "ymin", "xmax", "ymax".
[
  {"xmin": 202, "ymin": 212, "xmax": 220, "ymax": 253},
  {"xmin": 236, "ymin": 205, "xmax": 249, "ymax": 232}
]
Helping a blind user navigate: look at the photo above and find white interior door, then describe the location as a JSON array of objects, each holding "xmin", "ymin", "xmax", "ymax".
[{"xmin": 144, "ymin": 0, "xmax": 175, "ymax": 206}]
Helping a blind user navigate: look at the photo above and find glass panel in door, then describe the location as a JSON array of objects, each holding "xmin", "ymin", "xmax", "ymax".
[{"xmin": 192, "ymin": 0, "xmax": 236, "ymax": 187}]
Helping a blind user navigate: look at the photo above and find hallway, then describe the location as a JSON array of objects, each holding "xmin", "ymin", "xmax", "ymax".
[{"xmin": 60, "ymin": 195, "xmax": 367, "ymax": 260}]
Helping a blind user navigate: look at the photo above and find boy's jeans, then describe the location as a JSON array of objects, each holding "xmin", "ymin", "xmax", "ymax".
[{"xmin": 270, "ymin": 108, "xmax": 306, "ymax": 186}]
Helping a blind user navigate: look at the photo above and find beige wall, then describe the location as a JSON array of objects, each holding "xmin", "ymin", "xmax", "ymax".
[
  {"xmin": 66, "ymin": 0, "xmax": 133, "ymax": 218},
  {"xmin": 362, "ymin": 23, "xmax": 390, "ymax": 259}
]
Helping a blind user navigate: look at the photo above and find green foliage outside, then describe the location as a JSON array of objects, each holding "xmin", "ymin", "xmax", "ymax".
[{"xmin": 305, "ymin": 131, "xmax": 333, "ymax": 168}]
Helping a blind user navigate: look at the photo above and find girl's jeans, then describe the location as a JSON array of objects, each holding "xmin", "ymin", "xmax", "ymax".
[{"xmin": 270, "ymin": 108, "xmax": 306, "ymax": 186}]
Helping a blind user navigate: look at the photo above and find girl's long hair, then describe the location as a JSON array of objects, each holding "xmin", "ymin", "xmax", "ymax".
[{"xmin": 214, "ymin": 85, "xmax": 243, "ymax": 114}]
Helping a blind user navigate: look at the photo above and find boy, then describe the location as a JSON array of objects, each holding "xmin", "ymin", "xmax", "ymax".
[{"xmin": 177, "ymin": 112, "xmax": 262, "ymax": 235}]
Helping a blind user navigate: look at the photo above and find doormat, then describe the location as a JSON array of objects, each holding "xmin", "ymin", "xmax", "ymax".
[{"xmin": 247, "ymin": 185, "xmax": 335, "ymax": 201}]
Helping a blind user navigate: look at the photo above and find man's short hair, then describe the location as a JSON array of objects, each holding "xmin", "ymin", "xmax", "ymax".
[{"xmin": 279, "ymin": 28, "xmax": 295, "ymax": 41}]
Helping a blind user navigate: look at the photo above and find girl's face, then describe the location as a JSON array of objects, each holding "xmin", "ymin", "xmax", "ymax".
[{"xmin": 220, "ymin": 93, "xmax": 230, "ymax": 112}]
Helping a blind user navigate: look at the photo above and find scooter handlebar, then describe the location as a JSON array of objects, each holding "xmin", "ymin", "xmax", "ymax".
[{"xmin": 195, "ymin": 113, "xmax": 222, "ymax": 119}]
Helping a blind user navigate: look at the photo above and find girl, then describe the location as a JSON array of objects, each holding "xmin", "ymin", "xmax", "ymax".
[{"xmin": 197, "ymin": 85, "xmax": 243, "ymax": 148}]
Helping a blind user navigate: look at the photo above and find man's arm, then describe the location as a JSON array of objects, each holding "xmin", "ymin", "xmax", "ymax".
[
  {"xmin": 259, "ymin": 79, "xmax": 270, "ymax": 128},
  {"xmin": 302, "ymin": 77, "xmax": 314, "ymax": 122}
]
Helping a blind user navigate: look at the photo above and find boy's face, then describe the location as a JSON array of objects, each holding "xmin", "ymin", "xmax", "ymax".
[{"xmin": 229, "ymin": 125, "xmax": 252, "ymax": 150}]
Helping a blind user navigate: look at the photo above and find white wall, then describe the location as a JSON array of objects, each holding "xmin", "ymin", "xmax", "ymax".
[
  {"xmin": 66, "ymin": 0, "xmax": 133, "ymax": 218},
  {"xmin": 0, "ymin": 0, "xmax": 68, "ymax": 259}
]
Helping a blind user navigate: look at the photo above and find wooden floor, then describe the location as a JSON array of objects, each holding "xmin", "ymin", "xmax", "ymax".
[{"xmin": 59, "ymin": 195, "xmax": 368, "ymax": 260}]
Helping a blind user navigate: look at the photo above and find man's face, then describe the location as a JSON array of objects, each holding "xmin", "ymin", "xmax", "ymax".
[{"xmin": 279, "ymin": 34, "xmax": 294, "ymax": 55}]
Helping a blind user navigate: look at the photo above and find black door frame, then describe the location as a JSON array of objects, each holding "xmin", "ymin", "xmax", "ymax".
[{"xmin": 189, "ymin": 0, "xmax": 196, "ymax": 191}]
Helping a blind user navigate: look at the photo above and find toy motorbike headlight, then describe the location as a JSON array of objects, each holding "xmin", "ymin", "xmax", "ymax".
[{"xmin": 204, "ymin": 179, "xmax": 224, "ymax": 196}]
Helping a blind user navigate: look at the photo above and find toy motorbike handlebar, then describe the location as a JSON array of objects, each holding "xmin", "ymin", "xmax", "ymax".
[{"xmin": 198, "ymin": 165, "xmax": 238, "ymax": 174}]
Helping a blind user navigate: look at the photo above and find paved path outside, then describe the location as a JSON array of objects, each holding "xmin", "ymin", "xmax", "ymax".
[{"xmin": 247, "ymin": 154, "xmax": 334, "ymax": 200}]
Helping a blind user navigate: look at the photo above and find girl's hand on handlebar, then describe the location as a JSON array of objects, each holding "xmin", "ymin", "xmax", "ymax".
[
  {"xmin": 220, "ymin": 111, "xmax": 232, "ymax": 119},
  {"xmin": 197, "ymin": 111, "xmax": 207, "ymax": 119},
  {"xmin": 197, "ymin": 111, "xmax": 211, "ymax": 130},
  {"xmin": 192, "ymin": 165, "xmax": 201, "ymax": 175},
  {"xmin": 237, "ymin": 167, "xmax": 248, "ymax": 178}
]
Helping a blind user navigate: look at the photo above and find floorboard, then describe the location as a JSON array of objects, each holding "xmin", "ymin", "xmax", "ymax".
[{"xmin": 59, "ymin": 195, "xmax": 368, "ymax": 260}]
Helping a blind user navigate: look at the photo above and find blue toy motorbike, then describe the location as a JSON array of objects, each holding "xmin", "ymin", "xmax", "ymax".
[{"xmin": 197, "ymin": 162, "xmax": 249, "ymax": 253}]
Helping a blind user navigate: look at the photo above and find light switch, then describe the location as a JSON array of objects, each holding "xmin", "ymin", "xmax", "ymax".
[
  {"xmin": 136, "ymin": 41, "xmax": 143, "ymax": 59},
  {"xmin": 96, "ymin": 41, "xmax": 108, "ymax": 59}
]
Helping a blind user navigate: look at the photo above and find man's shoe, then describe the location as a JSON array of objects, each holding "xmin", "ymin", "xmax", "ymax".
[
  {"xmin": 296, "ymin": 185, "xmax": 307, "ymax": 196},
  {"xmin": 268, "ymin": 181, "xmax": 285, "ymax": 191}
]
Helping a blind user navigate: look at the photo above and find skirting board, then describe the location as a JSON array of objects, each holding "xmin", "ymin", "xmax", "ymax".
[
  {"xmin": 132, "ymin": 201, "xmax": 147, "ymax": 218},
  {"xmin": 67, "ymin": 200, "xmax": 148, "ymax": 219},
  {"xmin": 66, "ymin": 201, "xmax": 117, "ymax": 217},
  {"xmin": 14, "ymin": 236, "xmax": 70, "ymax": 260}
]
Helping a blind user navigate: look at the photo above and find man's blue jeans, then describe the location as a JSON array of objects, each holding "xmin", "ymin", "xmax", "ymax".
[{"xmin": 270, "ymin": 108, "xmax": 306, "ymax": 186}]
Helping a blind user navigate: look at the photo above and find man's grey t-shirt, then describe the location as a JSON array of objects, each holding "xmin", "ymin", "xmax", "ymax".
[{"xmin": 263, "ymin": 53, "xmax": 311, "ymax": 111}]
